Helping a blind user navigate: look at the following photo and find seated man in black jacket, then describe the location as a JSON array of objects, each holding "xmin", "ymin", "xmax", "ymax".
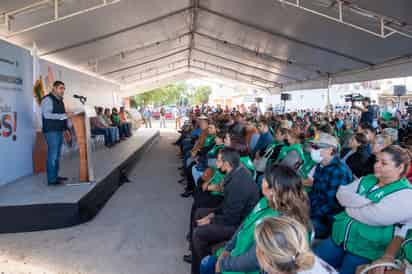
[{"xmin": 187, "ymin": 147, "xmax": 260, "ymax": 274}]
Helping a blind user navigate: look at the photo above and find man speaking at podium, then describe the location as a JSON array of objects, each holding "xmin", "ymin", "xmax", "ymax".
[{"xmin": 41, "ymin": 81, "xmax": 72, "ymax": 185}]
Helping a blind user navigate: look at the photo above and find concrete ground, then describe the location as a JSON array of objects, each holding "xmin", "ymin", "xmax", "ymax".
[{"xmin": 0, "ymin": 130, "xmax": 192, "ymax": 274}]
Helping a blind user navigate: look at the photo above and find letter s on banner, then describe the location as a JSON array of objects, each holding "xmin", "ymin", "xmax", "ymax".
[{"xmin": 0, "ymin": 112, "xmax": 17, "ymax": 141}]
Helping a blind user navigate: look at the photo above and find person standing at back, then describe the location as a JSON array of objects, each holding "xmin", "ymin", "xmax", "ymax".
[
  {"xmin": 352, "ymin": 97, "xmax": 378, "ymax": 129},
  {"xmin": 41, "ymin": 81, "xmax": 71, "ymax": 185},
  {"xmin": 175, "ymin": 107, "xmax": 182, "ymax": 130},
  {"xmin": 143, "ymin": 107, "xmax": 152, "ymax": 128},
  {"xmin": 160, "ymin": 107, "xmax": 166, "ymax": 128}
]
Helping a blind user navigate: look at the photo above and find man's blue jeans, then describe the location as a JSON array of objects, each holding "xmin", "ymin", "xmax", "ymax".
[
  {"xmin": 92, "ymin": 128, "xmax": 113, "ymax": 146},
  {"xmin": 44, "ymin": 131, "xmax": 64, "ymax": 184},
  {"xmin": 313, "ymin": 237, "xmax": 370, "ymax": 274},
  {"xmin": 192, "ymin": 165, "xmax": 204, "ymax": 186},
  {"xmin": 109, "ymin": 127, "xmax": 119, "ymax": 142}
]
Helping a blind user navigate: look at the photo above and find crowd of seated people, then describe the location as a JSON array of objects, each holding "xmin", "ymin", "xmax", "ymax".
[
  {"xmin": 90, "ymin": 106, "xmax": 133, "ymax": 147},
  {"xmin": 174, "ymin": 100, "xmax": 412, "ymax": 274}
]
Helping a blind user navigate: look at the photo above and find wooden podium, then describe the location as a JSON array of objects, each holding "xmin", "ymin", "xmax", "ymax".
[
  {"xmin": 71, "ymin": 111, "xmax": 93, "ymax": 182},
  {"xmin": 33, "ymin": 111, "xmax": 94, "ymax": 182}
]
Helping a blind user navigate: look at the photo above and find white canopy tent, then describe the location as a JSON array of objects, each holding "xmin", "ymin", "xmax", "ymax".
[{"xmin": 0, "ymin": 0, "xmax": 411, "ymax": 97}]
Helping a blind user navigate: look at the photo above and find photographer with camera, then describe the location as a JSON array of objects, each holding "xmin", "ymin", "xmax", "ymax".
[{"xmin": 352, "ymin": 97, "xmax": 379, "ymax": 129}]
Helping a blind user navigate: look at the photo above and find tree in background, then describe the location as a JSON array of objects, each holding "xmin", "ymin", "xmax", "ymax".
[
  {"xmin": 132, "ymin": 82, "xmax": 212, "ymax": 107},
  {"xmin": 189, "ymin": 85, "xmax": 212, "ymax": 106}
]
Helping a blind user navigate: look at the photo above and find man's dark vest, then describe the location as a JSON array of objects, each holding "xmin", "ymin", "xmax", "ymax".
[{"xmin": 42, "ymin": 93, "xmax": 67, "ymax": 133}]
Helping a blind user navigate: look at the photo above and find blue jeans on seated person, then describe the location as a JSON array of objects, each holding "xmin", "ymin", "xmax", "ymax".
[
  {"xmin": 122, "ymin": 122, "xmax": 132, "ymax": 136},
  {"xmin": 192, "ymin": 165, "xmax": 204, "ymax": 186},
  {"xmin": 200, "ymin": 255, "xmax": 218, "ymax": 274},
  {"xmin": 92, "ymin": 128, "xmax": 113, "ymax": 146},
  {"xmin": 118, "ymin": 124, "xmax": 128, "ymax": 138},
  {"xmin": 109, "ymin": 127, "xmax": 120, "ymax": 142},
  {"xmin": 313, "ymin": 237, "xmax": 370, "ymax": 274},
  {"xmin": 208, "ymin": 158, "xmax": 216, "ymax": 167},
  {"xmin": 44, "ymin": 131, "xmax": 64, "ymax": 184}
]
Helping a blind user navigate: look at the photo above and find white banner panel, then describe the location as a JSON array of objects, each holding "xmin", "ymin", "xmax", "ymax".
[{"xmin": 0, "ymin": 41, "xmax": 34, "ymax": 185}]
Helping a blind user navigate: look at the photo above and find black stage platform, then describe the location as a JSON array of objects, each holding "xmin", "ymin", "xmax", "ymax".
[{"xmin": 0, "ymin": 129, "xmax": 159, "ymax": 233}]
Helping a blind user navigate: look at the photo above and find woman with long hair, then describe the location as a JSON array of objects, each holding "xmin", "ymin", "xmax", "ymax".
[{"xmin": 200, "ymin": 165, "xmax": 311, "ymax": 274}]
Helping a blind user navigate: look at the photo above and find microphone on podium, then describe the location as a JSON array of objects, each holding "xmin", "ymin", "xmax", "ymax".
[{"xmin": 73, "ymin": 94, "xmax": 87, "ymax": 105}]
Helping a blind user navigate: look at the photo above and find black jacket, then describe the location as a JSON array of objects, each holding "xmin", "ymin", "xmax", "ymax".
[{"xmin": 213, "ymin": 166, "xmax": 260, "ymax": 227}]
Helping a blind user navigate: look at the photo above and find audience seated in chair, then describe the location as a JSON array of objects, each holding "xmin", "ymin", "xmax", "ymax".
[
  {"xmin": 305, "ymin": 133, "xmax": 353, "ymax": 239},
  {"xmin": 314, "ymin": 145, "xmax": 412, "ymax": 274},
  {"xmin": 189, "ymin": 147, "xmax": 260, "ymax": 274},
  {"xmin": 90, "ymin": 114, "xmax": 115, "ymax": 147},
  {"xmin": 200, "ymin": 165, "xmax": 312, "ymax": 274}
]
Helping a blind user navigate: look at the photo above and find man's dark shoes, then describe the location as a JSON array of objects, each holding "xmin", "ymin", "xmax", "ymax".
[
  {"xmin": 180, "ymin": 190, "xmax": 193, "ymax": 198},
  {"xmin": 48, "ymin": 180, "xmax": 64, "ymax": 186},
  {"xmin": 183, "ymin": 254, "xmax": 192, "ymax": 264},
  {"xmin": 57, "ymin": 176, "xmax": 68, "ymax": 181}
]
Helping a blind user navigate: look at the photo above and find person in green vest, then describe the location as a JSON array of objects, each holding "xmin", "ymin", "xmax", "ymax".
[
  {"xmin": 276, "ymin": 129, "xmax": 309, "ymax": 178},
  {"xmin": 254, "ymin": 216, "xmax": 337, "ymax": 274},
  {"xmin": 355, "ymin": 223, "xmax": 412, "ymax": 274},
  {"xmin": 187, "ymin": 149, "xmax": 227, "ymax": 247},
  {"xmin": 303, "ymin": 114, "xmax": 313, "ymax": 139},
  {"xmin": 192, "ymin": 123, "xmax": 219, "ymax": 184},
  {"xmin": 240, "ymin": 154, "xmax": 256, "ymax": 181},
  {"xmin": 255, "ymin": 128, "xmax": 288, "ymax": 190},
  {"xmin": 199, "ymin": 164, "xmax": 311, "ymax": 274},
  {"xmin": 225, "ymin": 130, "xmax": 256, "ymax": 179},
  {"xmin": 276, "ymin": 129, "xmax": 305, "ymax": 163},
  {"xmin": 265, "ymin": 127, "xmax": 288, "ymax": 168},
  {"xmin": 314, "ymin": 145, "xmax": 412, "ymax": 274},
  {"xmin": 333, "ymin": 114, "xmax": 345, "ymax": 140},
  {"xmin": 339, "ymin": 122, "xmax": 354, "ymax": 150},
  {"xmin": 398, "ymin": 228, "xmax": 412, "ymax": 274},
  {"xmin": 207, "ymin": 130, "xmax": 226, "ymax": 167}
]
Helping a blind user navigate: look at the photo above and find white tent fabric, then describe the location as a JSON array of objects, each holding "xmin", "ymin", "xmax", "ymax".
[{"xmin": 0, "ymin": 0, "xmax": 411, "ymax": 94}]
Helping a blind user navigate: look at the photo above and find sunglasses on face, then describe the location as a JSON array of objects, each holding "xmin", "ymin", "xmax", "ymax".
[{"xmin": 310, "ymin": 144, "xmax": 331, "ymax": 150}]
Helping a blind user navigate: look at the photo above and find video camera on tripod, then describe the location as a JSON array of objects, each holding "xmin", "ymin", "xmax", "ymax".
[
  {"xmin": 406, "ymin": 101, "xmax": 412, "ymax": 114},
  {"xmin": 344, "ymin": 93, "xmax": 364, "ymax": 103}
]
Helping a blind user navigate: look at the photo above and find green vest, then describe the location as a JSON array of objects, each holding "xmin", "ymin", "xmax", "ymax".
[
  {"xmin": 208, "ymin": 144, "xmax": 224, "ymax": 158},
  {"xmin": 265, "ymin": 142, "xmax": 283, "ymax": 168},
  {"xmin": 382, "ymin": 111, "xmax": 393, "ymax": 121},
  {"xmin": 221, "ymin": 198, "xmax": 279, "ymax": 274},
  {"xmin": 209, "ymin": 167, "xmax": 225, "ymax": 196},
  {"xmin": 269, "ymin": 127, "xmax": 274, "ymax": 135},
  {"xmin": 204, "ymin": 135, "xmax": 216, "ymax": 148},
  {"xmin": 400, "ymin": 230, "xmax": 412, "ymax": 264},
  {"xmin": 300, "ymin": 152, "xmax": 315, "ymax": 180},
  {"xmin": 277, "ymin": 143, "xmax": 305, "ymax": 163},
  {"xmin": 332, "ymin": 175, "xmax": 412, "ymax": 260},
  {"xmin": 277, "ymin": 144, "xmax": 308, "ymax": 177},
  {"xmin": 240, "ymin": 156, "xmax": 256, "ymax": 179}
]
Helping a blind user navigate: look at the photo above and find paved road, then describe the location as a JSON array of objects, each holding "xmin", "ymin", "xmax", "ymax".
[{"xmin": 0, "ymin": 131, "xmax": 191, "ymax": 274}]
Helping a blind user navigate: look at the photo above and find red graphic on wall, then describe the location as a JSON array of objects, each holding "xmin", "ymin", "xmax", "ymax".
[{"xmin": 0, "ymin": 112, "xmax": 17, "ymax": 141}]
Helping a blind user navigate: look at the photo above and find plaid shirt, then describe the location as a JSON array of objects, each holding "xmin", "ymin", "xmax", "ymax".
[{"xmin": 309, "ymin": 156, "xmax": 353, "ymax": 219}]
